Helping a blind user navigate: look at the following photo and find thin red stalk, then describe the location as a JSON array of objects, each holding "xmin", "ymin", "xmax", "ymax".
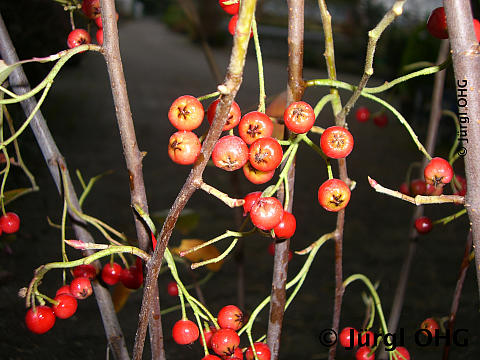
[
  {"xmin": 0, "ymin": 13, "xmax": 130, "ymax": 360},
  {"xmin": 266, "ymin": 1, "xmax": 303, "ymax": 358},
  {"xmin": 442, "ymin": 230, "xmax": 472, "ymax": 360},
  {"xmin": 131, "ymin": 1, "xmax": 257, "ymax": 358},
  {"xmin": 444, "ymin": 0, "xmax": 480, "ymax": 304}
]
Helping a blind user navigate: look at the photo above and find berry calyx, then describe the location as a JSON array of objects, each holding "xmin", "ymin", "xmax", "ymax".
[
  {"xmin": 392, "ymin": 346, "xmax": 410, "ymax": 360},
  {"xmin": 424, "ymin": 157, "xmax": 453, "ymax": 187},
  {"xmin": 52, "ymin": 294, "xmax": 78, "ymax": 319},
  {"xmin": 427, "ymin": 7, "xmax": 448, "ymax": 39},
  {"xmin": 373, "ymin": 114, "xmax": 388, "ymax": 127},
  {"xmin": 70, "ymin": 277, "xmax": 93, "ymax": 299},
  {"xmin": 166, "ymin": 281, "xmax": 179, "ymax": 297},
  {"xmin": 168, "ymin": 95, "xmax": 204, "ymax": 131},
  {"xmin": 0, "ymin": 212, "xmax": 20, "ymax": 234},
  {"xmin": 318, "ymin": 179, "xmax": 351, "ymax": 212},
  {"xmin": 219, "ymin": 0, "xmax": 239, "ymax": 15},
  {"xmin": 245, "ymin": 342, "xmax": 271, "ymax": 360},
  {"xmin": 168, "ymin": 131, "xmax": 201, "ymax": 165},
  {"xmin": 273, "ymin": 211, "xmax": 296, "ymax": 239},
  {"xmin": 249, "ymin": 137, "xmax": 283, "ymax": 172},
  {"xmin": 172, "ymin": 319, "xmax": 200, "ymax": 345},
  {"xmin": 212, "ymin": 135, "xmax": 249, "ymax": 171},
  {"xmin": 101, "ymin": 262, "xmax": 122, "ymax": 285},
  {"xmin": 211, "ymin": 328, "xmax": 241, "ymax": 357},
  {"xmin": 238, "ymin": 111, "xmax": 274, "ymax": 145},
  {"xmin": 356, "ymin": 346, "xmax": 375, "ymax": 360},
  {"xmin": 217, "ymin": 305, "xmax": 244, "ymax": 331},
  {"xmin": 355, "ymin": 107, "xmax": 370, "ymax": 122},
  {"xmin": 207, "ymin": 99, "xmax": 242, "ymax": 131},
  {"xmin": 283, "ymin": 101, "xmax": 315, "ymax": 134},
  {"xmin": 415, "ymin": 216, "xmax": 433, "ymax": 234},
  {"xmin": 420, "ymin": 317, "xmax": 439, "ymax": 337},
  {"xmin": 25, "ymin": 306, "xmax": 56, "ymax": 334},
  {"xmin": 320, "ymin": 126, "xmax": 354, "ymax": 159},
  {"xmin": 249, "ymin": 197, "xmax": 284, "ymax": 230},
  {"xmin": 72, "ymin": 264, "xmax": 97, "ymax": 280},
  {"xmin": 339, "ymin": 327, "xmax": 358, "ymax": 348},
  {"xmin": 67, "ymin": 29, "xmax": 91, "ymax": 49}
]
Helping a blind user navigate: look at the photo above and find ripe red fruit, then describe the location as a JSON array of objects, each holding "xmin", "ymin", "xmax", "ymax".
[
  {"xmin": 356, "ymin": 346, "xmax": 375, "ymax": 360},
  {"xmin": 355, "ymin": 107, "xmax": 370, "ymax": 122},
  {"xmin": 318, "ymin": 179, "xmax": 351, "ymax": 212},
  {"xmin": 425, "ymin": 182, "xmax": 443, "ymax": 196},
  {"xmin": 96, "ymin": 28, "xmax": 103, "ymax": 46},
  {"xmin": 399, "ymin": 182, "xmax": 410, "ymax": 196},
  {"xmin": 168, "ymin": 131, "xmax": 201, "ymax": 165},
  {"xmin": 283, "ymin": 101, "xmax": 315, "ymax": 134},
  {"xmin": 238, "ymin": 111, "xmax": 274, "ymax": 145},
  {"xmin": 242, "ymin": 162, "xmax": 275, "ymax": 185},
  {"xmin": 320, "ymin": 126, "xmax": 354, "ymax": 159},
  {"xmin": 249, "ymin": 137, "xmax": 283, "ymax": 172},
  {"xmin": 94, "ymin": 12, "xmax": 119, "ymax": 28},
  {"xmin": 410, "ymin": 179, "xmax": 426, "ymax": 196},
  {"xmin": 452, "ymin": 175, "xmax": 467, "ymax": 196},
  {"xmin": 219, "ymin": 0, "xmax": 239, "ymax": 15},
  {"xmin": 228, "ymin": 347, "xmax": 244, "ymax": 359},
  {"xmin": 474, "ymin": 19, "xmax": 480, "ymax": 42},
  {"xmin": 218, "ymin": 305, "xmax": 244, "ymax": 331},
  {"xmin": 427, "ymin": 7, "xmax": 448, "ymax": 39},
  {"xmin": 25, "ymin": 306, "xmax": 56, "ymax": 334},
  {"xmin": 172, "ymin": 319, "xmax": 199, "ymax": 345},
  {"xmin": 360, "ymin": 330, "xmax": 375, "ymax": 347},
  {"xmin": 420, "ymin": 317, "xmax": 439, "ymax": 337},
  {"xmin": 168, "ymin": 95, "xmax": 204, "ymax": 131},
  {"xmin": 70, "ymin": 277, "xmax": 93, "ymax": 299},
  {"xmin": 72, "ymin": 264, "xmax": 97, "ymax": 280},
  {"xmin": 243, "ymin": 192, "xmax": 262, "ymax": 216},
  {"xmin": 0, "ymin": 212, "xmax": 20, "ymax": 234},
  {"xmin": 267, "ymin": 242, "xmax": 293, "ymax": 261},
  {"xmin": 167, "ymin": 281, "xmax": 179, "ymax": 297},
  {"xmin": 339, "ymin": 327, "xmax": 358, "ymax": 348},
  {"xmin": 56, "ymin": 284, "xmax": 72, "ymax": 297},
  {"xmin": 211, "ymin": 328, "xmax": 241, "ymax": 357},
  {"xmin": 202, "ymin": 355, "xmax": 222, "ymax": 360},
  {"xmin": 424, "ymin": 157, "xmax": 453, "ymax": 187},
  {"xmin": 207, "ymin": 99, "xmax": 242, "ymax": 131},
  {"xmin": 101, "ymin": 262, "xmax": 122, "ymax": 285},
  {"xmin": 392, "ymin": 346, "xmax": 410, "ymax": 360},
  {"xmin": 249, "ymin": 197, "xmax": 284, "ymax": 231},
  {"xmin": 67, "ymin": 29, "xmax": 91, "ymax": 49},
  {"xmin": 52, "ymin": 294, "xmax": 78, "ymax": 319},
  {"xmin": 415, "ymin": 216, "xmax": 433, "ymax": 234},
  {"xmin": 200, "ymin": 325, "xmax": 217, "ymax": 348},
  {"xmin": 120, "ymin": 265, "xmax": 143, "ymax": 289},
  {"xmin": 373, "ymin": 114, "xmax": 388, "ymax": 127},
  {"xmin": 212, "ymin": 135, "xmax": 249, "ymax": 171},
  {"xmin": 245, "ymin": 342, "xmax": 271, "ymax": 360},
  {"xmin": 228, "ymin": 14, "xmax": 252, "ymax": 38},
  {"xmin": 273, "ymin": 211, "xmax": 296, "ymax": 239},
  {"xmin": 82, "ymin": 0, "xmax": 100, "ymax": 19}
]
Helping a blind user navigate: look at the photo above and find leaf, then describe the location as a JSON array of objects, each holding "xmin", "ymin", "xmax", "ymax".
[
  {"xmin": 0, "ymin": 60, "xmax": 21, "ymax": 85},
  {"xmin": 112, "ymin": 283, "xmax": 133, "ymax": 312},
  {"xmin": 151, "ymin": 208, "xmax": 199, "ymax": 235},
  {"xmin": 3, "ymin": 188, "xmax": 33, "ymax": 205},
  {"xmin": 171, "ymin": 238, "xmax": 223, "ymax": 272}
]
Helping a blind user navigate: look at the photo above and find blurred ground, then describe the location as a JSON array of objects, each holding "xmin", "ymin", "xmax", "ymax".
[{"xmin": 0, "ymin": 17, "xmax": 479, "ymax": 360}]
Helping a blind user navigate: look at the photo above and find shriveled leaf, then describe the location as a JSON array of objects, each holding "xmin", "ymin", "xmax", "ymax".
[
  {"xmin": 171, "ymin": 238, "xmax": 223, "ymax": 272},
  {"xmin": 3, "ymin": 188, "xmax": 33, "ymax": 205},
  {"xmin": 112, "ymin": 283, "xmax": 133, "ymax": 312},
  {"xmin": 152, "ymin": 208, "xmax": 199, "ymax": 235}
]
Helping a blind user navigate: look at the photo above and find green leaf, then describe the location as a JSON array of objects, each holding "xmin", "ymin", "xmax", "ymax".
[
  {"xmin": 151, "ymin": 208, "xmax": 199, "ymax": 235},
  {"xmin": 0, "ymin": 60, "xmax": 21, "ymax": 85}
]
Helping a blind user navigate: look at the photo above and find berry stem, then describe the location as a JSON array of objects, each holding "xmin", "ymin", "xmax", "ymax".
[
  {"xmin": 0, "ymin": 100, "xmax": 10, "ymax": 216},
  {"xmin": 433, "ymin": 208, "xmax": 467, "ymax": 225},
  {"xmin": 251, "ymin": 16, "xmax": 266, "ymax": 113},
  {"xmin": 178, "ymin": 282, "xmax": 187, "ymax": 320},
  {"xmin": 197, "ymin": 91, "xmax": 220, "ymax": 102},
  {"xmin": 191, "ymin": 238, "xmax": 239, "ymax": 270},
  {"xmin": 313, "ymin": 93, "xmax": 336, "ymax": 120}
]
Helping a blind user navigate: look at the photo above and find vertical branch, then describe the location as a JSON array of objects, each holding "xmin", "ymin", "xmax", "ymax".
[
  {"xmin": 132, "ymin": 0, "xmax": 258, "ymax": 358},
  {"xmin": 444, "ymin": 0, "xmax": 480, "ymax": 301},
  {"xmin": 0, "ymin": 12, "xmax": 130, "ymax": 360},
  {"xmin": 99, "ymin": 1, "xmax": 164, "ymax": 358},
  {"xmin": 266, "ymin": 1, "xmax": 303, "ymax": 358}
]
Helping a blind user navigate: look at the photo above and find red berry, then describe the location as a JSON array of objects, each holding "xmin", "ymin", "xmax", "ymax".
[
  {"xmin": 339, "ymin": 327, "xmax": 358, "ymax": 348},
  {"xmin": 168, "ymin": 131, "xmax": 201, "ymax": 165},
  {"xmin": 249, "ymin": 137, "xmax": 283, "ymax": 172},
  {"xmin": 320, "ymin": 126, "xmax": 354, "ymax": 159},
  {"xmin": 399, "ymin": 182, "xmax": 410, "ymax": 196},
  {"xmin": 168, "ymin": 95, "xmax": 204, "ymax": 131},
  {"xmin": 211, "ymin": 328, "xmax": 240, "ymax": 357},
  {"xmin": 101, "ymin": 262, "xmax": 122, "ymax": 285},
  {"xmin": 207, "ymin": 99, "xmax": 242, "ymax": 131},
  {"xmin": 283, "ymin": 101, "xmax": 315, "ymax": 134},
  {"xmin": 94, "ymin": 12, "xmax": 118, "ymax": 28},
  {"xmin": 0, "ymin": 212, "xmax": 20, "ymax": 234},
  {"xmin": 373, "ymin": 114, "xmax": 388, "ymax": 127},
  {"xmin": 356, "ymin": 346, "xmax": 375, "ymax": 360},
  {"xmin": 96, "ymin": 28, "xmax": 103, "ymax": 46},
  {"xmin": 25, "ymin": 306, "xmax": 56, "ymax": 334},
  {"xmin": 52, "ymin": 294, "xmax": 78, "ymax": 319},
  {"xmin": 228, "ymin": 15, "xmax": 252, "ymax": 38},
  {"xmin": 120, "ymin": 265, "xmax": 143, "ymax": 289},
  {"xmin": 67, "ymin": 29, "xmax": 91, "ymax": 49},
  {"xmin": 355, "ymin": 107, "xmax": 370, "ymax": 122},
  {"xmin": 200, "ymin": 325, "xmax": 217, "ymax": 348},
  {"xmin": 72, "ymin": 264, "xmax": 97, "ymax": 280},
  {"xmin": 360, "ymin": 330, "xmax": 375, "ymax": 347},
  {"xmin": 249, "ymin": 197, "xmax": 284, "ymax": 230},
  {"xmin": 243, "ymin": 192, "xmax": 262, "ymax": 216},
  {"xmin": 242, "ymin": 162, "xmax": 275, "ymax": 185},
  {"xmin": 424, "ymin": 157, "xmax": 453, "ymax": 187},
  {"xmin": 273, "ymin": 211, "xmax": 296, "ymax": 239},
  {"xmin": 392, "ymin": 346, "xmax": 410, "ymax": 360},
  {"xmin": 425, "ymin": 182, "xmax": 443, "ymax": 196},
  {"xmin": 420, "ymin": 317, "xmax": 439, "ymax": 337},
  {"xmin": 202, "ymin": 356, "xmax": 222, "ymax": 360},
  {"xmin": 238, "ymin": 111, "xmax": 274, "ymax": 145},
  {"xmin": 452, "ymin": 175, "xmax": 467, "ymax": 196},
  {"xmin": 227, "ymin": 347, "xmax": 244, "ymax": 359},
  {"xmin": 474, "ymin": 19, "xmax": 480, "ymax": 42},
  {"xmin": 70, "ymin": 277, "xmax": 93, "ymax": 299},
  {"xmin": 427, "ymin": 7, "xmax": 448, "ymax": 39},
  {"xmin": 212, "ymin": 135, "xmax": 249, "ymax": 171},
  {"xmin": 415, "ymin": 216, "xmax": 433, "ymax": 234},
  {"xmin": 318, "ymin": 179, "xmax": 351, "ymax": 212},
  {"xmin": 167, "ymin": 281, "xmax": 179, "ymax": 297},
  {"xmin": 245, "ymin": 342, "xmax": 271, "ymax": 360},
  {"xmin": 410, "ymin": 179, "xmax": 426, "ymax": 196},
  {"xmin": 218, "ymin": 305, "xmax": 243, "ymax": 331},
  {"xmin": 219, "ymin": 0, "xmax": 239, "ymax": 15},
  {"xmin": 81, "ymin": 0, "xmax": 101, "ymax": 19},
  {"xmin": 172, "ymin": 319, "xmax": 199, "ymax": 345},
  {"xmin": 56, "ymin": 285, "xmax": 72, "ymax": 297}
]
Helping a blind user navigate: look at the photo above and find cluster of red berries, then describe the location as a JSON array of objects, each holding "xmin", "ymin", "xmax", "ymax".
[
  {"xmin": 101, "ymin": 258, "xmax": 144, "ymax": 289},
  {"xmin": 0, "ymin": 211, "xmax": 20, "ymax": 236},
  {"xmin": 355, "ymin": 107, "xmax": 388, "ymax": 127},
  {"xmin": 427, "ymin": 7, "xmax": 480, "ymax": 41},
  {"xmin": 339, "ymin": 327, "xmax": 410, "ymax": 360},
  {"xmin": 172, "ymin": 304, "xmax": 271, "ymax": 360}
]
